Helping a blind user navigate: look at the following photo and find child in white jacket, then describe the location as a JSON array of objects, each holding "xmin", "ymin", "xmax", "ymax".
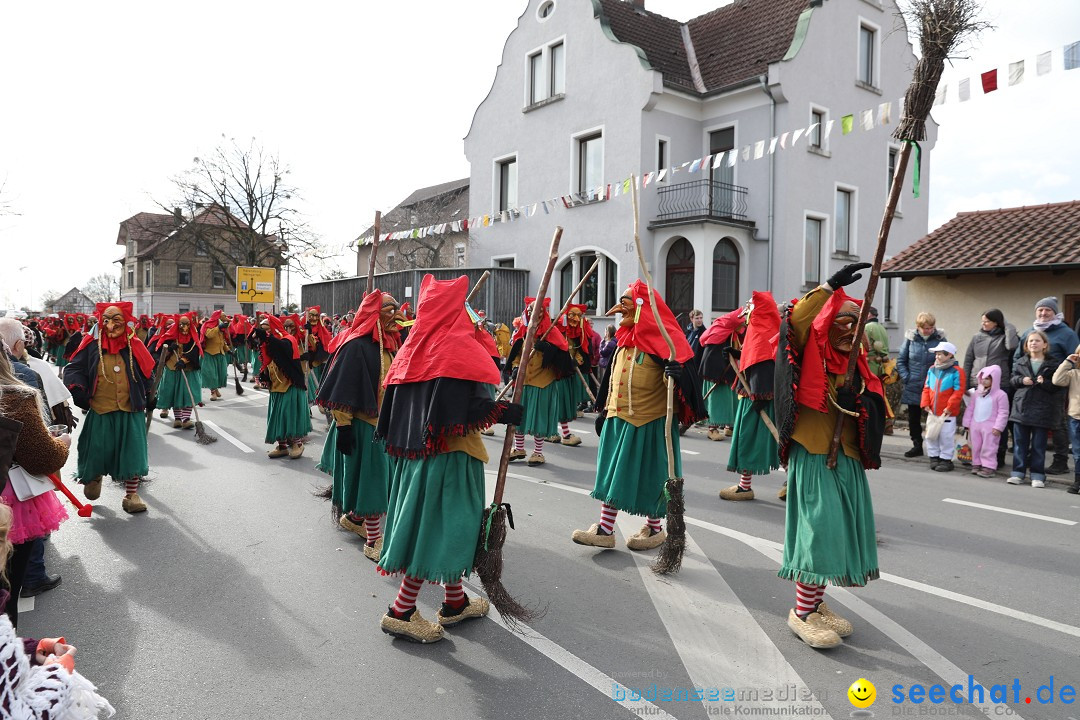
[{"xmin": 963, "ymin": 364, "xmax": 1010, "ymax": 478}]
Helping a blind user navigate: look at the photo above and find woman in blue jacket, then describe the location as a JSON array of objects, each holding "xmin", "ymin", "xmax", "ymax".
[{"xmin": 896, "ymin": 312, "xmax": 947, "ymax": 457}]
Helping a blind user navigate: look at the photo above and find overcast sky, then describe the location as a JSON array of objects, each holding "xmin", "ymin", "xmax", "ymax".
[{"xmin": 1, "ymin": 0, "xmax": 1077, "ymax": 310}]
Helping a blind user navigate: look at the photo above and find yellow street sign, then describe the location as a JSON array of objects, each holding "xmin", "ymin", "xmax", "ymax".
[{"xmin": 236, "ymin": 266, "xmax": 276, "ymax": 304}]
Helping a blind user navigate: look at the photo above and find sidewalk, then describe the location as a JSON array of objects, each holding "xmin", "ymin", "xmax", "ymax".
[{"xmin": 879, "ymin": 427, "xmax": 1075, "ymax": 489}]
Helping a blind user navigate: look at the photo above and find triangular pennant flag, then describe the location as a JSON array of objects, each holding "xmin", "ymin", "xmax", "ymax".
[
  {"xmin": 753, "ymin": 141, "xmax": 765, "ymax": 160},
  {"xmin": 860, "ymin": 109, "xmax": 874, "ymax": 131},
  {"xmin": 792, "ymin": 128, "xmax": 805, "ymax": 145},
  {"xmin": 678, "ymin": 161, "xmax": 691, "ymax": 172},
  {"xmin": 482, "ymin": 215, "xmax": 490, "ymax": 227},
  {"xmin": 712, "ymin": 153, "xmax": 724, "ymax": 169},
  {"xmin": 980, "ymin": 69, "xmax": 998, "ymax": 93},
  {"xmin": 560, "ymin": 197, "xmax": 570, "ymax": 209},
  {"xmin": 657, "ymin": 168, "xmax": 668, "ymax": 182},
  {"xmin": 841, "ymin": 115, "xmax": 854, "ymax": 135},
  {"xmin": 741, "ymin": 146, "xmax": 750, "ymax": 162},
  {"xmin": 878, "ymin": 102, "xmax": 892, "ymax": 125},
  {"xmin": 959, "ymin": 78, "xmax": 970, "ymax": 101},
  {"xmin": 1066, "ymin": 41, "xmax": 1080, "ymax": 70},
  {"xmin": 500, "ymin": 211, "xmax": 508, "ymax": 224},
  {"xmin": 824, "ymin": 119, "xmax": 835, "ymax": 138},
  {"xmin": 727, "ymin": 149, "xmax": 737, "ymax": 167},
  {"xmin": 768, "ymin": 138, "xmax": 778, "ymax": 154},
  {"xmin": 779, "ymin": 132, "xmax": 789, "ymax": 149},
  {"xmin": 934, "ymin": 84, "xmax": 946, "ymax": 106},
  {"xmin": 701, "ymin": 154, "xmax": 712, "ymax": 170},
  {"xmin": 688, "ymin": 158, "xmax": 701, "ymax": 173},
  {"xmin": 643, "ymin": 171, "xmax": 654, "ymax": 187},
  {"xmin": 1036, "ymin": 51, "xmax": 1052, "ymax": 75},
  {"xmin": 541, "ymin": 201, "xmax": 549, "ymax": 215},
  {"xmin": 1009, "ymin": 60, "xmax": 1024, "ymax": 86},
  {"xmin": 531, "ymin": 203, "xmax": 538, "ymax": 217},
  {"xmin": 613, "ymin": 182, "xmax": 621, "ymax": 197},
  {"xmin": 622, "ymin": 178, "xmax": 631, "ymax": 194}
]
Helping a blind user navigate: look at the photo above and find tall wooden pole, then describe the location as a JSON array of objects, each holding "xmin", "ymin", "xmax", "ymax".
[{"xmin": 366, "ymin": 210, "xmax": 381, "ymax": 295}]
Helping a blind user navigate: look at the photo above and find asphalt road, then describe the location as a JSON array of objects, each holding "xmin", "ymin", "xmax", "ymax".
[{"xmin": 22, "ymin": 382, "xmax": 1080, "ymax": 720}]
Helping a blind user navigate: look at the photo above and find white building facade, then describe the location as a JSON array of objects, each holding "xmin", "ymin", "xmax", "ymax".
[{"xmin": 465, "ymin": 0, "xmax": 936, "ymax": 337}]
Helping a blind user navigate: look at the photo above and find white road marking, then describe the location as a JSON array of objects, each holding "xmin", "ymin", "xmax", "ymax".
[
  {"xmin": 200, "ymin": 420, "xmax": 255, "ymax": 453},
  {"xmin": 615, "ymin": 515, "xmax": 831, "ymax": 718},
  {"xmin": 680, "ymin": 449, "xmax": 700, "ymax": 455},
  {"xmin": 943, "ymin": 498, "xmax": 1077, "ymax": 526},
  {"xmin": 462, "ymin": 579, "xmax": 677, "ymax": 720},
  {"xmin": 17, "ymin": 595, "xmax": 34, "ymax": 614}
]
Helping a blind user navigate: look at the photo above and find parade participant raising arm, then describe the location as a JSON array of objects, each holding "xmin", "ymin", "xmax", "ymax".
[
  {"xmin": 65, "ymin": 302, "xmax": 156, "ymax": 513},
  {"xmin": 774, "ymin": 262, "xmax": 886, "ymax": 650}
]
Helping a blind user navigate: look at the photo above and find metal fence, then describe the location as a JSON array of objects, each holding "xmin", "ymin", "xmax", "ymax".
[
  {"xmin": 301, "ymin": 267, "xmax": 530, "ymax": 325},
  {"xmin": 656, "ymin": 179, "xmax": 749, "ymax": 222}
]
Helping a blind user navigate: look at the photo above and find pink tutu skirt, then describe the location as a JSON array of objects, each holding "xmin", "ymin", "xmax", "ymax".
[{"xmin": 1, "ymin": 483, "xmax": 69, "ymax": 545}]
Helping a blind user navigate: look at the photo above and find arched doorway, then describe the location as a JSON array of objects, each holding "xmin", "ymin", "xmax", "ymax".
[
  {"xmin": 665, "ymin": 238, "xmax": 695, "ymax": 324},
  {"xmin": 711, "ymin": 238, "xmax": 739, "ymax": 313}
]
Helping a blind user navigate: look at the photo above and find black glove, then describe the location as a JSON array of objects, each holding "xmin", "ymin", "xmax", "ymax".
[
  {"xmin": 336, "ymin": 425, "xmax": 354, "ymax": 456},
  {"xmin": 664, "ymin": 361, "xmax": 682, "ymax": 380},
  {"xmin": 500, "ymin": 402, "xmax": 524, "ymax": 427},
  {"xmin": 836, "ymin": 386, "xmax": 859, "ymax": 414},
  {"xmin": 145, "ymin": 394, "xmax": 157, "ymax": 412},
  {"xmin": 174, "ymin": 359, "xmax": 187, "ymax": 372},
  {"xmin": 595, "ymin": 408, "xmax": 608, "ymax": 436},
  {"xmin": 751, "ymin": 398, "xmax": 770, "ymax": 414},
  {"xmin": 722, "ymin": 346, "xmax": 741, "ymax": 362},
  {"xmin": 510, "ymin": 368, "xmax": 519, "ymax": 383},
  {"xmin": 826, "ymin": 262, "xmax": 872, "ymax": 290},
  {"xmin": 70, "ymin": 386, "xmax": 90, "ymax": 411},
  {"xmin": 253, "ymin": 328, "xmax": 268, "ymax": 341}
]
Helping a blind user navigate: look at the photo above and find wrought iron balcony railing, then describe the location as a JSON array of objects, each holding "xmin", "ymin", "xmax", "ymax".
[{"xmin": 655, "ymin": 179, "xmax": 748, "ymax": 222}]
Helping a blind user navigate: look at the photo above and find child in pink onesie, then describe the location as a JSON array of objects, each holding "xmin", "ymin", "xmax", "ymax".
[{"xmin": 963, "ymin": 364, "xmax": 1009, "ymax": 478}]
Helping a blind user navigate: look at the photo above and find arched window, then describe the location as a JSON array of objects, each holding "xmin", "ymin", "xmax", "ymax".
[
  {"xmin": 711, "ymin": 239, "xmax": 739, "ymax": 312},
  {"xmin": 557, "ymin": 251, "xmax": 618, "ymax": 314},
  {"xmin": 665, "ymin": 238, "xmax": 695, "ymax": 322}
]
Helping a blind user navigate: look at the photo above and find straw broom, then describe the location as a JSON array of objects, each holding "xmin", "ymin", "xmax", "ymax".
[
  {"xmin": 179, "ymin": 365, "xmax": 217, "ymax": 444},
  {"xmin": 474, "ymin": 226, "xmax": 563, "ymax": 627},
  {"xmin": 826, "ymin": 0, "xmax": 988, "ymax": 467}
]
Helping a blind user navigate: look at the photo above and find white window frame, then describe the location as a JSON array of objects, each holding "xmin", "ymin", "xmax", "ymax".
[
  {"xmin": 454, "ymin": 243, "xmax": 466, "ymax": 268},
  {"xmin": 386, "ymin": 252, "xmax": 396, "ymax": 271},
  {"xmin": 570, "ymin": 125, "xmax": 604, "ymax": 198},
  {"xmin": 803, "ymin": 212, "xmax": 828, "ymax": 288},
  {"xmin": 127, "ymin": 264, "xmax": 135, "ymax": 289},
  {"xmin": 524, "ymin": 36, "xmax": 567, "ymax": 108},
  {"xmin": 556, "ymin": 246, "xmax": 620, "ymax": 317},
  {"xmin": 212, "ymin": 267, "xmax": 225, "ymax": 289},
  {"xmin": 493, "ymin": 152, "xmax": 519, "ymax": 215},
  {"xmin": 177, "ymin": 265, "xmax": 192, "ymax": 288},
  {"xmin": 178, "ymin": 302, "xmax": 191, "ymax": 313},
  {"xmin": 703, "ymin": 121, "xmax": 738, "ymax": 186},
  {"xmin": 833, "ymin": 184, "xmax": 858, "ymax": 256},
  {"xmin": 549, "ymin": 41, "xmax": 565, "ymax": 97},
  {"xmin": 857, "ymin": 18, "xmax": 882, "ymax": 89},
  {"xmin": 808, "ymin": 104, "xmax": 830, "ymax": 154},
  {"xmin": 491, "ymin": 253, "xmax": 518, "ymax": 268},
  {"xmin": 655, "ymin": 135, "xmax": 670, "ymax": 184}
]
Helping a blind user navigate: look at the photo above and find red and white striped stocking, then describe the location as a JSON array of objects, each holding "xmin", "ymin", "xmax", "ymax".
[{"xmin": 392, "ymin": 575, "xmax": 424, "ymax": 616}]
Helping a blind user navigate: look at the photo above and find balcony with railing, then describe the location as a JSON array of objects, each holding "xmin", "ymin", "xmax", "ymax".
[{"xmin": 653, "ymin": 179, "xmax": 750, "ymax": 226}]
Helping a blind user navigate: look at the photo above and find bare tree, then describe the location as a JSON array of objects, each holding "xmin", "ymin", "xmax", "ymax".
[
  {"xmin": 40, "ymin": 290, "xmax": 62, "ymax": 311},
  {"xmin": 82, "ymin": 273, "xmax": 120, "ymax": 303},
  {"xmin": 321, "ymin": 268, "xmax": 348, "ymax": 281},
  {"xmin": 142, "ymin": 136, "xmax": 323, "ymax": 290}
]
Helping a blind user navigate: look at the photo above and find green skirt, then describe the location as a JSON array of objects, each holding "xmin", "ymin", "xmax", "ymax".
[
  {"xmin": 378, "ymin": 452, "xmax": 485, "ymax": 583},
  {"xmin": 726, "ymin": 397, "xmax": 780, "ymax": 474},
  {"xmin": 520, "ymin": 383, "xmax": 559, "ymax": 438},
  {"xmin": 332, "ymin": 422, "xmax": 390, "ymax": 517},
  {"xmin": 202, "ymin": 353, "xmax": 229, "ymax": 389},
  {"xmin": 778, "ymin": 443, "xmax": 879, "ymax": 587},
  {"xmin": 264, "ymin": 386, "xmax": 313, "ymax": 443},
  {"xmin": 55, "ymin": 352, "xmax": 69, "ymax": 368},
  {"xmin": 157, "ymin": 367, "xmax": 202, "ymax": 409},
  {"xmin": 76, "ymin": 409, "xmax": 149, "ymax": 482},
  {"xmin": 316, "ymin": 423, "xmax": 340, "ymax": 478},
  {"xmin": 251, "ymin": 353, "xmax": 262, "ymax": 375},
  {"xmin": 593, "ymin": 416, "xmax": 681, "ymax": 518},
  {"xmin": 233, "ymin": 345, "xmax": 251, "ymax": 365},
  {"xmin": 305, "ymin": 364, "xmax": 325, "ymax": 405},
  {"xmin": 704, "ymin": 381, "xmax": 737, "ymax": 426}
]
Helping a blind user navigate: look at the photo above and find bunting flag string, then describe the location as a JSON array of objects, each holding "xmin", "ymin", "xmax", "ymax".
[{"xmin": 359, "ymin": 40, "xmax": 1079, "ymax": 246}]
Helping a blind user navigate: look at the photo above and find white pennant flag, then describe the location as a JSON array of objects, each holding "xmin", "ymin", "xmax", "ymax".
[
  {"xmin": 959, "ymin": 78, "xmax": 971, "ymax": 101},
  {"xmin": 779, "ymin": 132, "xmax": 789, "ymax": 149},
  {"xmin": 860, "ymin": 109, "xmax": 874, "ymax": 131},
  {"xmin": 1036, "ymin": 51, "xmax": 1052, "ymax": 76},
  {"xmin": 753, "ymin": 141, "xmax": 765, "ymax": 160},
  {"xmin": 742, "ymin": 146, "xmax": 751, "ymax": 162},
  {"xmin": 792, "ymin": 128, "xmax": 805, "ymax": 145},
  {"xmin": 712, "ymin": 153, "xmax": 724, "ymax": 169},
  {"xmin": 643, "ymin": 171, "xmax": 654, "ymax": 187},
  {"xmin": 657, "ymin": 168, "xmax": 668, "ymax": 182},
  {"xmin": 768, "ymin": 137, "xmax": 778, "ymax": 154},
  {"xmin": 824, "ymin": 119, "xmax": 835, "ymax": 138},
  {"xmin": 1009, "ymin": 60, "xmax": 1024, "ymax": 86},
  {"xmin": 878, "ymin": 102, "xmax": 892, "ymax": 125}
]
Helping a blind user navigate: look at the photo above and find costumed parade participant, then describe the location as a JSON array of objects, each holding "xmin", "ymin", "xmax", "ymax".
[
  {"xmin": 151, "ymin": 312, "xmax": 202, "ymax": 429},
  {"xmin": 303, "ymin": 305, "xmax": 332, "ymax": 406},
  {"xmin": 199, "ymin": 310, "xmax": 230, "ymax": 401},
  {"xmin": 554, "ymin": 303, "xmax": 592, "ymax": 444},
  {"xmin": 229, "ymin": 314, "xmax": 252, "ymax": 381},
  {"xmin": 774, "ymin": 262, "xmax": 885, "ymax": 649},
  {"xmin": 505, "ymin": 298, "xmax": 572, "ymax": 466},
  {"xmin": 572, "ymin": 281, "xmax": 704, "ymax": 550},
  {"xmin": 253, "ymin": 314, "xmax": 311, "ymax": 458},
  {"xmin": 698, "ymin": 309, "xmax": 746, "ymax": 441},
  {"xmin": 375, "ymin": 274, "xmax": 523, "ymax": 644},
  {"xmin": 65, "ymin": 302, "xmax": 156, "ymax": 513},
  {"xmin": 719, "ymin": 292, "xmax": 781, "ymax": 502},
  {"xmin": 316, "ymin": 291, "xmax": 404, "ymax": 561}
]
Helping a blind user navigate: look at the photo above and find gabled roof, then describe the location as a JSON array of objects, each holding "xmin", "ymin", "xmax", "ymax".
[
  {"xmin": 116, "ymin": 212, "xmax": 177, "ymax": 246},
  {"xmin": 357, "ymin": 178, "xmax": 470, "ymax": 242},
  {"xmin": 116, "ymin": 205, "xmax": 264, "ymax": 259},
  {"xmin": 881, "ymin": 201, "xmax": 1080, "ymax": 278},
  {"xmin": 594, "ymin": 0, "xmax": 810, "ymax": 96}
]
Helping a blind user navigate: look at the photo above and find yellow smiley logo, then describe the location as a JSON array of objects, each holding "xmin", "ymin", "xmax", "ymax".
[{"xmin": 848, "ymin": 678, "xmax": 876, "ymax": 708}]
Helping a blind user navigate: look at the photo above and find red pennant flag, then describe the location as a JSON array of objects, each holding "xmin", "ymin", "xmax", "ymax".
[{"xmin": 981, "ymin": 69, "xmax": 998, "ymax": 93}]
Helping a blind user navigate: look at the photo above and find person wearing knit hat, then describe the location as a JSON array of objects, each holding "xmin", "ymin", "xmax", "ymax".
[
  {"xmin": 719, "ymin": 292, "xmax": 782, "ymax": 501},
  {"xmin": 572, "ymin": 281, "xmax": 705, "ymax": 551},
  {"xmin": 251, "ymin": 313, "xmax": 311, "ymax": 458},
  {"xmin": 65, "ymin": 302, "xmax": 157, "ymax": 513},
  {"xmin": 151, "ymin": 313, "xmax": 203, "ymax": 430},
  {"xmin": 374, "ymin": 274, "xmax": 523, "ymax": 644},
  {"xmin": 1015, "ymin": 296, "xmax": 1079, "ymax": 475},
  {"xmin": 316, "ymin": 291, "xmax": 404, "ymax": 561},
  {"xmin": 505, "ymin": 297, "xmax": 574, "ymax": 466},
  {"xmin": 199, "ymin": 311, "xmax": 231, "ymax": 401},
  {"xmin": 774, "ymin": 263, "xmax": 886, "ymax": 649}
]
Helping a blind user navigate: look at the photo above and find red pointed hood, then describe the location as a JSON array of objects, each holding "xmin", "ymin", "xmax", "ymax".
[
  {"xmin": 615, "ymin": 280, "xmax": 694, "ymax": 363},
  {"xmin": 329, "ymin": 290, "xmax": 402, "ymax": 354},
  {"xmin": 75, "ymin": 301, "xmax": 156, "ymax": 377},
  {"xmin": 510, "ymin": 296, "xmax": 567, "ymax": 351},
  {"xmin": 199, "ymin": 310, "xmax": 224, "ymax": 344},
  {"xmin": 152, "ymin": 312, "xmax": 203, "ymax": 355},
  {"xmin": 739, "ymin": 291, "xmax": 781, "ymax": 370},
  {"xmin": 700, "ymin": 308, "xmax": 746, "ymax": 346},
  {"xmin": 384, "ymin": 274, "xmax": 501, "ymax": 386},
  {"xmin": 259, "ymin": 313, "xmax": 300, "ymax": 359}
]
